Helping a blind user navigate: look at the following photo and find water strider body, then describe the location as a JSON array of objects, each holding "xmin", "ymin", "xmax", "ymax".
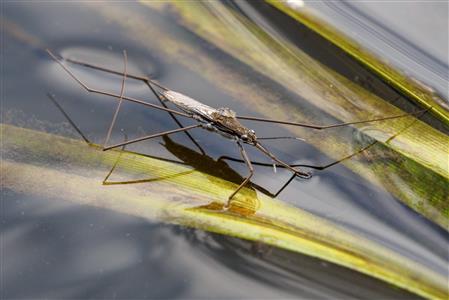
[
  {"xmin": 162, "ymin": 91, "xmax": 258, "ymax": 145},
  {"xmin": 46, "ymin": 49, "xmax": 428, "ymax": 206}
]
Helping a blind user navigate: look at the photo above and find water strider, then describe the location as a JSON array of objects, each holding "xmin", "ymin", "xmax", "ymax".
[{"xmin": 46, "ymin": 49, "xmax": 429, "ymax": 206}]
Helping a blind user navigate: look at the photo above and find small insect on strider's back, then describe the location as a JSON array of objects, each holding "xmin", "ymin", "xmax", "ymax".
[{"xmin": 46, "ymin": 49, "xmax": 430, "ymax": 207}]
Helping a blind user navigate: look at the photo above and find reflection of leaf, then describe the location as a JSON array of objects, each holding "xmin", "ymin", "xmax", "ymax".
[{"xmin": 1, "ymin": 124, "xmax": 447, "ymax": 299}]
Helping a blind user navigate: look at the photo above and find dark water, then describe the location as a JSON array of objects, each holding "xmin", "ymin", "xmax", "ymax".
[
  {"xmin": 2, "ymin": 2, "xmax": 447, "ymax": 299},
  {"xmin": 3, "ymin": 190, "xmax": 421, "ymax": 299}
]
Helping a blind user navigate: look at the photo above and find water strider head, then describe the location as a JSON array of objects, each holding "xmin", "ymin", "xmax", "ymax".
[{"xmin": 212, "ymin": 107, "xmax": 257, "ymax": 144}]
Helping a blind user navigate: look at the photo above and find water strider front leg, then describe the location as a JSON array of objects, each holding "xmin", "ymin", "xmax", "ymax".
[{"xmin": 227, "ymin": 140, "xmax": 254, "ymax": 206}]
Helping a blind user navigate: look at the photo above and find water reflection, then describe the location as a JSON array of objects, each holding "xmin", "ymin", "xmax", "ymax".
[{"xmin": 2, "ymin": 1, "xmax": 448, "ymax": 298}]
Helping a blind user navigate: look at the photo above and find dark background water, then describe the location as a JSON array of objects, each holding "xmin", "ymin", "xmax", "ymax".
[{"xmin": 2, "ymin": 1, "xmax": 447, "ymax": 299}]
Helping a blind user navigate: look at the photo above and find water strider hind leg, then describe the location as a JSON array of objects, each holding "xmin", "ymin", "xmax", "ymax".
[
  {"xmin": 46, "ymin": 49, "xmax": 190, "ymax": 119},
  {"xmin": 65, "ymin": 56, "xmax": 169, "ymax": 90},
  {"xmin": 63, "ymin": 52, "xmax": 205, "ymax": 154}
]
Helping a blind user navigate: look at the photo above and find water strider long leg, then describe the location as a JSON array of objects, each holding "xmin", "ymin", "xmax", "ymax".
[
  {"xmin": 48, "ymin": 92, "xmax": 200, "ymax": 161},
  {"xmin": 273, "ymin": 111, "xmax": 429, "ymax": 197},
  {"xmin": 68, "ymin": 56, "xmax": 206, "ymax": 154},
  {"xmin": 218, "ymin": 137, "xmax": 402, "ymax": 197},
  {"xmin": 64, "ymin": 56, "xmax": 430, "ymax": 131},
  {"xmin": 48, "ymin": 92, "xmax": 124, "ymax": 185},
  {"xmin": 218, "ymin": 140, "xmax": 376, "ymax": 198},
  {"xmin": 236, "ymin": 107, "xmax": 430, "ymax": 129},
  {"xmin": 49, "ymin": 93, "xmax": 259, "ymax": 193},
  {"xmin": 102, "ymin": 169, "xmax": 196, "ymax": 185},
  {"xmin": 103, "ymin": 132, "xmax": 127, "ymax": 185},
  {"xmin": 257, "ymin": 136, "xmax": 305, "ymax": 141},
  {"xmin": 103, "ymin": 124, "xmax": 202, "ymax": 151},
  {"xmin": 48, "ymin": 49, "xmax": 431, "ymax": 200},
  {"xmin": 50, "ymin": 92, "xmax": 269, "ymax": 198},
  {"xmin": 55, "ymin": 50, "xmax": 431, "ymax": 134},
  {"xmin": 46, "ymin": 49, "xmax": 190, "ymax": 118},
  {"xmin": 47, "ymin": 93, "xmax": 92, "ymax": 144},
  {"xmin": 47, "ymin": 93, "xmax": 197, "ymax": 184},
  {"xmin": 65, "ymin": 57, "xmax": 169, "ymax": 90},
  {"xmin": 227, "ymin": 140, "xmax": 254, "ymax": 203},
  {"xmin": 58, "ymin": 51, "xmax": 206, "ymax": 154},
  {"xmin": 217, "ymin": 139, "xmax": 378, "ymax": 170},
  {"xmin": 67, "ymin": 53, "xmax": 432, "ymax": 130},
  {"xmin": 102, "ymin": 132, "xmax": 195, "ymax": 185},
  {"xmin": 245, "ymin": 108, "xmax": 430, "ymax": 197},
  {"xmin": 216, "ymin": 138, "xmax": 388, "ymax": 198},
  {"xmin": 215, "ymin": 135, "xmax": 306, "ymax": 166},
  {"xmin": 103, "ymin": 50, "xmax": 128, "ymax": 149},
  {"xmin": 48, "ymin": 92, "xmax": 142, "ymax": 184},
  {"xmin": 48, "ymin": 90, "xmax": 361, "ymax": 199},
  {"xmin": 255, "ymin": 142, "xmax": 311, "ymax": 178},
  {"xmin": 272, "ymin": 139, "xmax": 379, "ymax": 197},
  {"xmin": 226, "ymin": 107, "xmax": 430, "ymax": 169}
]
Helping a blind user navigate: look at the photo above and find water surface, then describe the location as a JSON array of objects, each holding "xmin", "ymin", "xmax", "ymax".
[{"xmin": 2, "ymin": 2, "xmax": 447, "ymax": 298}]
